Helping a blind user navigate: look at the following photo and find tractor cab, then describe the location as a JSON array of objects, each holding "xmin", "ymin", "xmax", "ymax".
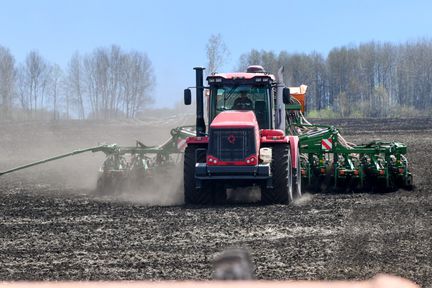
[{"xmin": 207, "ymin": 69, "xmax": 276, "ymax": 130}]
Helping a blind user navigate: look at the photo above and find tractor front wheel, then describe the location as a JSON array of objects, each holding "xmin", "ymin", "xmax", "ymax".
[
  {"xmin": 183, "ymin": 145, "xmax": 212, "ymax": 205},
  {"xmin": 261, "ymin": 144, "xmax": 293, "ymax": 205}
]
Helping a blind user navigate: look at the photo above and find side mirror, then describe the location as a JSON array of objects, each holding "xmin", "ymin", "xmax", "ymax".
[
  {"xmin": 282, "ymin": 87, "xmax": 291, "ymax": 104},
  {"xmin": 184, "ymin": 89, "xmax": 192, "ymax": 105}
]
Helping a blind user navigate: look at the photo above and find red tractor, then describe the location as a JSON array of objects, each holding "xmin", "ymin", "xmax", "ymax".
[{"xmin": 183, "ymin": 66, "xmax": 301, "ymax": 205}]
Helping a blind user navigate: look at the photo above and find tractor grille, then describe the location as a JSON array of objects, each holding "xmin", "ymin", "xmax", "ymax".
[{"xmin": 208, "ymin": 128, "xmax": 256, "ymax": 162}]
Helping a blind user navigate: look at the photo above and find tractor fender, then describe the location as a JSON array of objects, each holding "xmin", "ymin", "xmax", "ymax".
[
  {"xmin": 260, "ymin": 135, "xmax": 299, "ymax": 169},
  {"xmin": 186, "ymin": 136, "xmax": 209, "ymax": 144},
  {"xmin": 288, "ymin": 135, "xmax": 300, "ymax": 169}
]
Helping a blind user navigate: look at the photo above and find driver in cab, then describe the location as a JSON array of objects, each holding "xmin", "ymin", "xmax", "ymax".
[{"xmin": 233, "ymin": 91, "xmax": 253, "ymax": 110}]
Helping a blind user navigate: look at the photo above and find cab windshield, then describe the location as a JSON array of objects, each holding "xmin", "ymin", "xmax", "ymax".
[{"xmin": 210, "ymin": 85, "xmax": 271, "ymax": 129}]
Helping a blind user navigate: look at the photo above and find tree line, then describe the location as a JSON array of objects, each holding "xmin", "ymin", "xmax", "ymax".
[
  {"xmin": 0, "ymin": 45, "xmax": 154, "ymax": 120},
  {"xmin": 2, "ymin": 39, "xmax": 432, "ymax": 120},
  {"xmin": 237, "ymin": 40, "xmax": 432, "ymax": 117}
]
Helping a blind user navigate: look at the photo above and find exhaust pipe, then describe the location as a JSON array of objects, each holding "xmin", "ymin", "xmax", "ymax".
[
  {"xmin": 194, "ymin": 67, "xmax": 206, "ymax": 136},
  {"xmin": 276, "ymin": 66, "xmax": 286, "ymax": 131}
]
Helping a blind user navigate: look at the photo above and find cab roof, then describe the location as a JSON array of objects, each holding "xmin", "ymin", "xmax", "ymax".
[{"xmin": 207, "ymin": 72, "xmax": 276, "ymax": 82}]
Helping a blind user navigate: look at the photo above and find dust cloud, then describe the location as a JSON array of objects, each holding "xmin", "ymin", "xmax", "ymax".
[
  {"xmin": 0, "ymin": 119, "xmax": 183, "ymax": 199},
  {"xmin": 227, "ymin": 186, "xmax": 261, "ymax": 203},
  {"xmin": 100, "ymin": 163, "xmax": 185, "ymax": 206},
  {"xmin": 293, "ymin": 192, "xmax": 314, "ymax": 206}
]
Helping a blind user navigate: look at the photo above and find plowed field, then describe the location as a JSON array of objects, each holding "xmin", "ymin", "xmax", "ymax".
[{"xmin": 0, "ymin": 117, "xmax": 431, "ymax": 286}]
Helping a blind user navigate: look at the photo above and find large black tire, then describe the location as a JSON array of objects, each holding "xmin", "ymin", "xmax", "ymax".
[
  {"xmin": 183, "ymin": 145, "xmax": 212, "ymax": 205},
  {"xmin": 261, "ymin": 144, "xmax": 293, "ymax": 205},
  {"xmin": 292, "ymin": 148, "xmax": 302, "ymax": 199}
]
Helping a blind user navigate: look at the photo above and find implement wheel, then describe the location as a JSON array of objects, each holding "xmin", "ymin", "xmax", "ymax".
[
  {"xmin": 184, "ymin": 145, "xmax": 212, "ymax": 205},
  {"xmin": 404, "ymin": 174, "xmax": 413, "ymax": 191},
  {"xmin": 96, "ymin": 171, "xmax": 125, "ymax": 196},
  {"xmin": 262, "ymin": 144, "xmax": 293, "ymax": 205}
]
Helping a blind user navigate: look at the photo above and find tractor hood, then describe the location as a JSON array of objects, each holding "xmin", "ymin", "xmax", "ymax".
[
  {"xmin": 210, "ymin": 111, "xmax": 258, "ymax": 129},
  {"xmin": 208, "ymin": 111, "xmax": 260, "ymax": 167}
]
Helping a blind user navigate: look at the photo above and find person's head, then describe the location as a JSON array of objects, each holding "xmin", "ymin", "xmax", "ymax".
[
  {"xmin": 234, "ymin": 90, "xmax": 252, "ymax": 110},
  {"xmin": 240, "ymin": 91, "xmax": 248, "ymax": 98}
]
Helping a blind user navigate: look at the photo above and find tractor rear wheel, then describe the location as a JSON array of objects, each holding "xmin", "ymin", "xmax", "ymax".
[
  {"xmin": 184, "ymin": 145, "xmax": 212, "ymax": 205},
  {"xmin": 261, "ymin": 144, "xmax": 293, "ymax": 205}
]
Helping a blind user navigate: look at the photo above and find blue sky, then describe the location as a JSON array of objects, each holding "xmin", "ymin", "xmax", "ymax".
[{"xmin": 1, "ymin": 0, "xmax": 432, "ymax": 108}]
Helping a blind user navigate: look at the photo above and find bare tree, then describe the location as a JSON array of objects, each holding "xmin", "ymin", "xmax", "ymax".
[
  {"xmin": 48, "ymin": 64, "xmax": 63, "ymax": 120},
  {"xmin": 0, "ymin": 46, "xmax": 16, "ymax": 119},
  {"xmin": 21, "ymin": 51, "xmax": 49, "ymax": 114},
  {"xmin": 83, "ymin": 48, "xmax": 108, "ymax": 118},
  {"xmin": 83, "ymin": 45, "xmax": 154, "ymax": 119},
  {"xmin": 120, "ymin": 51, "xmax": 154, "ymax": 118},
  {"xmin": 16, "ymin": 64, "xmax": 28, "ymax": 112},
  {"xmin": 206, "ymin": 33, "xmax": 230, "ymax": 75},
  {"xmin": 1, "ymin": 44, "xmax": 157, "ymax": 119},
  {"xmin": 67, "ymin": 53, "xmax": 85, "ymax": 119}
]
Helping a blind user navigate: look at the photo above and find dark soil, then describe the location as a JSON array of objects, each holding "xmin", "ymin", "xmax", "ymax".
[{"xmin": 0, "ymin": 117, "xmax": 431, "ymax": 286}]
